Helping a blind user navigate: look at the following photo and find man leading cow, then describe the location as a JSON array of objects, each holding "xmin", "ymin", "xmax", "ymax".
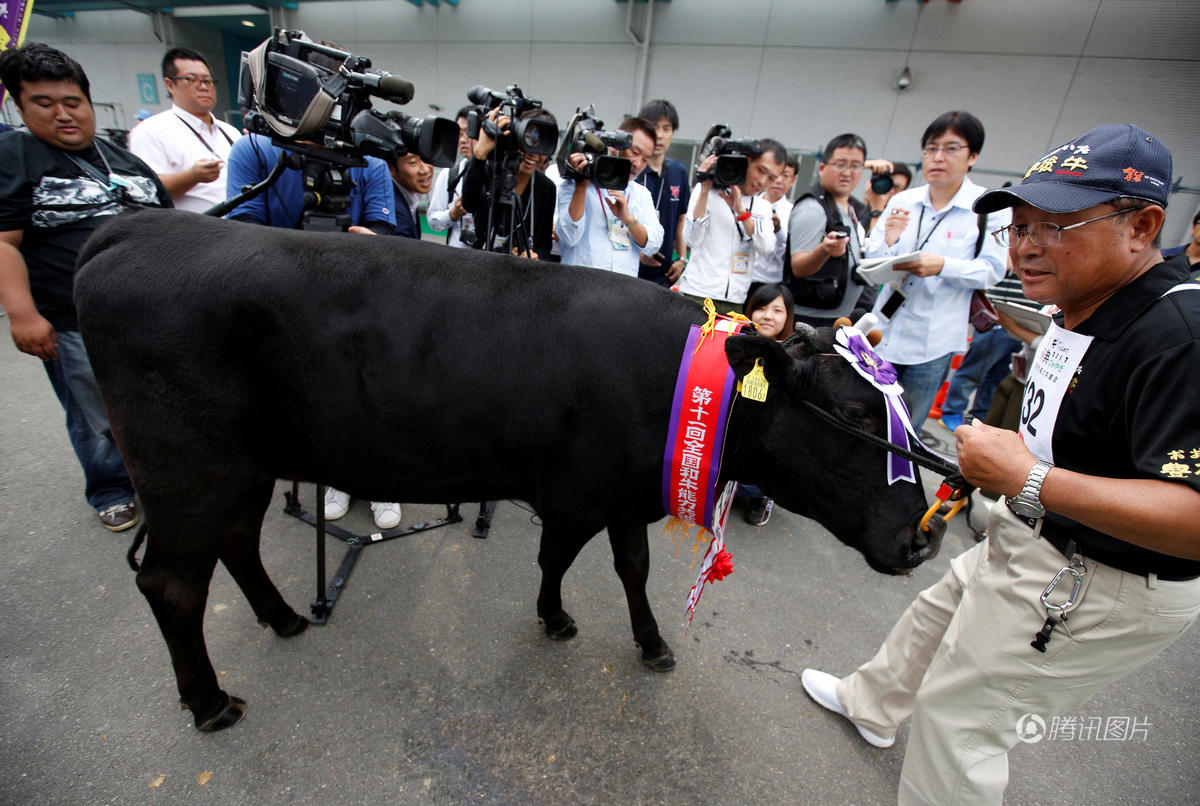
[{"xmin": 802, "ymin": 124, "xmax": 1200, "ymax": 805}]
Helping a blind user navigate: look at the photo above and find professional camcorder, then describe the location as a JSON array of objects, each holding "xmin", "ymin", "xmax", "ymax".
[
  {"xmin": 554, "ymin": 105, "xmax": 632, "ymax": 191},
  {"xmin": 238, "ymin": 29, "xmax": 457, "ymax": 167},
  {"xmin": 465, "ymin": 84, "xmax": 558, "ymax": 158},
  {"xmin": 696, "ymin": 124, "xmax": 760, "ymax": 190}
]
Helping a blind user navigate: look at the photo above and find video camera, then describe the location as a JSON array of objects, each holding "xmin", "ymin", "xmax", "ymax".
[
  {"xmin": 554, "ymin": 105, "xmax": 632, "ymax": 191},
  {"xmin": 465, "ymin": 84, "xmax": 558, "ymax": 158},
  {"xmin": 696, "ymin": 124, "xmax": 759, "ymax": 190},
  {"xmin": 238, "ymin": 29, "xmax": 458, "ymax": 168}
]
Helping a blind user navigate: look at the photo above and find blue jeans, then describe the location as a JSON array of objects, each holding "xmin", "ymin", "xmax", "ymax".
[
  {"xmin": 894, "ymin": 353, "xmax": 955, "ymax": 435},
  {"xmin": 42, "ymin": 330, "xmax": 134, "ymax": 512},
  {"xmin": 941, "ymin": 328, "xmax": 1021, "ymax": 420}
]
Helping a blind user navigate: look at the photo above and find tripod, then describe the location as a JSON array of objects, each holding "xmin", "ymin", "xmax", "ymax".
[{"xmin": 209, "ymin": 141, "xmax": 465, "ymax": 624}]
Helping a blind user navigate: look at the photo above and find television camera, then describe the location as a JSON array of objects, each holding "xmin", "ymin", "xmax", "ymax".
[
  {"xmin": 695, "ymin": 124, "xmax": 760, "ymax": 190},
  {"xmin": 554, "ymin": 105, "xmax": 632, "ymax": 191},
  {"xmin": 211, "ymin": 29, "xmax": 458, "ymax": 230},
  {"xmin": 462, "ymin": 84, "xmax": 559, "ymax": 255}
]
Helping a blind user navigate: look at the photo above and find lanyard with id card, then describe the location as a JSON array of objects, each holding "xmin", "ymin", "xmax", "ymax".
[{"xmin": 599, "ymin": 185, "xmax": 631, "ymax": 251}]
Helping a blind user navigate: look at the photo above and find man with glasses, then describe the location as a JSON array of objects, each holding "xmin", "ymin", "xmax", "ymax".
[
  {"xmin": 862, "ymin": 111, "xmax": 1008, "ymax": 433},
  {"xmin": 788, "ymin": 133, "xmax": 892, "ymax": 326},
  {"xmin": 802, "ymin": 124, "xmax": 1200, "ymax": 805},
  {"xmin": 128, "ymin": 47, "xmax": 240, "ymax": 212}
]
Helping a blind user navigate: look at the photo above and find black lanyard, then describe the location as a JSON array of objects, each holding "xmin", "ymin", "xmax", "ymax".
[
  {"xmin": 65, "ymin": 141, "xmax": 144, "ymax": 209},
  {"xmin": 175, "ymin": 114, "xmax": 233, "ymax": 158},
  {"xmin": 914, "ymin": 206, "xmax": 946, "ymax": 251}
]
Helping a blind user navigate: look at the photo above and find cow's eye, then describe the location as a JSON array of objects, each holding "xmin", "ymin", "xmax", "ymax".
[{"xmin": 838, "ymin": 403, "xmax": 879, "ymax": 433}]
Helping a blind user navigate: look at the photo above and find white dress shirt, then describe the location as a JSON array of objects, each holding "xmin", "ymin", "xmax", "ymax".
[
  {"xmin": 678, "ymin": 185, "xmax": 775, "ymax": 303},
  {"xmin": 426, "ymin": 159, "xmax": 473, "ymax": 248},
  {"xmin": 127, "ymin": 104, "xmax": 241, "ymax": 213},
  {"xmin": 556, "ymin": 178, "xmax": 663, "ymax": 276},
  {"xmin": 864, "ymin": 177, "xmax": 1010, "ymax": 365},
  {"xmin": 750, "ymin": 194, "xmax": 793, "ymax": 285}
]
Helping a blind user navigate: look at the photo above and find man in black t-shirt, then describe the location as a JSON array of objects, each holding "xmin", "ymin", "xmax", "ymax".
[
  {"xmin": 801, "ymin": 125, "xmax": 1200, "ymax": 805},
  {"xmin": 0, "ymin": 44, "xmax": 171, "ymax": 532}
]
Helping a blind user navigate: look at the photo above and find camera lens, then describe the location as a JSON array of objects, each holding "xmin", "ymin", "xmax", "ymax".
[
  {"xmin": 714, "ymin": 154, "xmax": 748, "ymax": 188},
  {"xmin": 871, "ymin": 173, "xmax": 894, "ymax": 195}
]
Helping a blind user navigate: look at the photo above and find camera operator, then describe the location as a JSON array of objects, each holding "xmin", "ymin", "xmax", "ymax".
[
  {"xmin": 426, "ymin": 105, "xmax": 476, "ymax": 248},
  {"xmin": 461, "ymin": 107, "xmax": 557, "ymax": 258},
  {"xmin": 556, "ymin": 117, "xmax": 663, "ymax": 275},
  {"xmin": 390, "ymin": 150, "xmax": 434, "ymax": 239},
  {"xmin": 863, "ymin": 161, "xmax": 912, "ymax": 234},
  {"xmin": 747, "ymin": 151, "xmax": 798, "ymax": 301},
  {"xmin": 787, "ymin": 133, "xmax": 893, "ymax": 327},
  {"xmin": 676, "ymin": 137, "xmax": 785, "ymax": 306},
  {"xmin": 224, "ymin": 132, "xmax": 395, "ymax": 235}
]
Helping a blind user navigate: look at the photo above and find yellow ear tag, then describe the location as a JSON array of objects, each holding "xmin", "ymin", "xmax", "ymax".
[{"xmin": 739, "ymin": 358, "xmax": 769, "ymax": 402}]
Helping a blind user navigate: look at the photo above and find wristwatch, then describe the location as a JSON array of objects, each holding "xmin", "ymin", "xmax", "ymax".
[{"xmin": 1008, "ymin": 460, "xmax": 1053, "ymax": 519}]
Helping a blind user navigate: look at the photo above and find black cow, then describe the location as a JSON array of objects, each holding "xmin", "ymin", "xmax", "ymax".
[{"xmin": 75, "ymin": 210, "xmax": 944, "ymax": 731}]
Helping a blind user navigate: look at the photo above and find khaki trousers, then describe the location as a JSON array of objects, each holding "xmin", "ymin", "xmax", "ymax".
[{"xmin": 837, "ymin": 503, "xmax": 1200, "ymax": 805}]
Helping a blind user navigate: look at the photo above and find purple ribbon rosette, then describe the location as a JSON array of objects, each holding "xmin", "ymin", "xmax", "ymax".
[{"xmin": 832, "ymin": 326, "xmax": 919, "ymax": 485}]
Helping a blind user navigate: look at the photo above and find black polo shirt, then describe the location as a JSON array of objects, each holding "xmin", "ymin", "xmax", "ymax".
[{"xmin": 1039, "ymin": 259, "xmax": 1200, "ymax": 579}]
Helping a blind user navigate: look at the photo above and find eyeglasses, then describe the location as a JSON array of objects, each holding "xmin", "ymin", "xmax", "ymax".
[
  {"xmin": 826, "ymin": 161, "xmax": 864, "ymax": 172},
  {"xmin": 991, "ymin": 207, "xmax": 1138, "ymax": 248},
  {"xmin": 168, "ymin": 75, "xmax": 218, "ymax": 88},
  {"xmin": 921, "ymin": 143, "xmax": 968, "ymax": 157}
]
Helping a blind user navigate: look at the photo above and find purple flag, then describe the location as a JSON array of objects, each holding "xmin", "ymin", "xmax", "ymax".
[{"xmin": 2, "ymin": 1, "xmax": 37, "ymax": 106}]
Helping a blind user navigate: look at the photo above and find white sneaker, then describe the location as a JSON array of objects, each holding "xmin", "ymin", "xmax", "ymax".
[
  {"xmin": 323, "ymin": 487, "xmax": 351, "ymax": 520},
  {"xmin": 801, "ymin": 669, "xmax": 895, "ymax": 748},
  {"xmin": 371, "ymin": 501, "xmax": 402, "ymax": 530}
]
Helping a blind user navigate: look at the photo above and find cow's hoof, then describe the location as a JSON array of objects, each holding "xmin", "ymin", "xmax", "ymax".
[
  {"xmin": 262, "ymin": 612, "xmax": 310, "ymax": 638},
  {"xmin": 540, "ymin": 613, "xmax": 578, "ymax": 641},
  {"xmin": 639, "ymin": 645, "xmax": 676, "ymax": 672},
  {"xmin": 195, "ymin": 695, "xmax": 246, "ymax": 732}
]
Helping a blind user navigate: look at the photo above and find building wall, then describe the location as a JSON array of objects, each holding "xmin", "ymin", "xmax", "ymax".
[{"xmin": 18, "ymin": 0, "xmax": 1200, "ymax": 242}]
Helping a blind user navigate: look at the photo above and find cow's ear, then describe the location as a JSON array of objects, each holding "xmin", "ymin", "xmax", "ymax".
[{"xmin": 725, "ymin": 334, "xmax": 792, "ymax": 386}]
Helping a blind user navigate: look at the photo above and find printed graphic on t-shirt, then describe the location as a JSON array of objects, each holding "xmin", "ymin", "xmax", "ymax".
[{"xmin": 30, "ymin": 173, "xmax": 160, "ymax": 228}]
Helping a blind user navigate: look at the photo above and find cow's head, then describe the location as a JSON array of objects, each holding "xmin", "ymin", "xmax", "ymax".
[{"xmin": 723, "ymin": 328, "xmax": 944, "ymax": 574}]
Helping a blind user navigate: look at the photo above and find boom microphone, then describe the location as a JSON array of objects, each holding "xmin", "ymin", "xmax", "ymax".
[{"xmin": 352, "ymin": 69, "xmax": 414, "ymax": 104}]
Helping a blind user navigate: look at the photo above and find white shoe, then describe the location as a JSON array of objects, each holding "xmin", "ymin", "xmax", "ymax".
[
  {"xmin": 371, "ymin": 501, "xmax": 402, "ymax": 530},
  {"xmin": 323, "ymin": 487, "xmax": 351, "ymax": 520},
  {"xmin": 801, "ymin": 669, "xmax": 895, "ymax": 748}
]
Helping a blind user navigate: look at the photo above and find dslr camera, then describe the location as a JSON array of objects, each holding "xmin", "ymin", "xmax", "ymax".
[
  {"xmin": 870, "ymin": 173, "xmax": 895, "ymax": 195},
  {"xmin": 696, "ymin": 124, "xmax": 759, "ymax": 189},
  {"xmin": 465, "ymin": 84, "xmax": 558, "ymax": 158},
  {"xmin": 554, "ymin": 105, "xmax": 632, "ymax": 191},
  {"xmin": 238, "ymin": 29, "xmax": 458, "ymax": 167}
]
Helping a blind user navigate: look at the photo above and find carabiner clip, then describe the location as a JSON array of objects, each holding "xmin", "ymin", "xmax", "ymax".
[{"xmin": 1040, "ymin": 564, "xmax": 1085, "ymax": 613}]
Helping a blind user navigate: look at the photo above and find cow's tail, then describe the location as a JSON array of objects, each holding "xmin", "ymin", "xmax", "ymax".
[{"xmin": 126, "ymin": 523, "xmax": 148, "ymax": 572}]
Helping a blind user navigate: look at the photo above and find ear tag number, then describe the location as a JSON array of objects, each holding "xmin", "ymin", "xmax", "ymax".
[{"xmin": 739, "ymin": 358, "xmax": 769, "ymax": 403}]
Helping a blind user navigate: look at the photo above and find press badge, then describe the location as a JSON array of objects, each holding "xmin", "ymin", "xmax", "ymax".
[
  {"xmin": 609, "ymin": 216, "xmax": 631, "ymax": 251},
  {"xmin": 731, "ymin": 250, "xmax": 750, "ymax": 274}
]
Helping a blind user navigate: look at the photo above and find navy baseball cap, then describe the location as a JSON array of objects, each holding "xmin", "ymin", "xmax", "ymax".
[{"xmin": 974, "ymin": 124, "xmax": 1171, "ymax": 214}]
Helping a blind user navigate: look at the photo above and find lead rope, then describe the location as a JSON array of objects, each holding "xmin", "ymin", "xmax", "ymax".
[{"xmin": 799, "ymin": 399, "xmax": 982, "ymax": 537}]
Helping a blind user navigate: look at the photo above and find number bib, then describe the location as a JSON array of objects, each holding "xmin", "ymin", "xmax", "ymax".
[{"xmin": 1019, "ymin": 321, "xmax": 1094, "ymax": 463}]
